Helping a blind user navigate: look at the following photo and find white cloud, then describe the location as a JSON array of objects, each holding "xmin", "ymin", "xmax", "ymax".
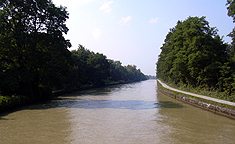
[
  {"xmin": 99, "ymin": 1, "xmax": 113, "ymax": 13},
  {"xmin": 149, "ymin": 17, "xmax": 158, "ymax": 24},
  {"xmin": 92, "ymin": 28, "xmax": 103, "ymax": 39},
  {"xmin": 71, "ymin": 0, "xmax": 93, "ymax": 5},
  {"xmin": 53, "ymin": 0, "xmax": 93, "ymax": 7},
  {"xmin": 119, "ymin": 16, "xmax": 132, "ymax": 26}
]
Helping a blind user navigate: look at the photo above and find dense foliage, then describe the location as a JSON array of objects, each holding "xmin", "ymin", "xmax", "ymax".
[
  {"xmin": 227, "ymin": 0, "xmax": 235, "ymax": 62},
  {"xmin": 0, "ymin": 0, "xmax": 147, "ymax": 101},
  {"xmin": 67, "ymin": 44, "xmax": 147, "ymax": 91},
  {"xmin": 0, "ymin": 0, "xmax": 74, "ymax": 99},
  {"xmin": 156, "ymin": 16, "xmax": 235, "ymax": 99}
]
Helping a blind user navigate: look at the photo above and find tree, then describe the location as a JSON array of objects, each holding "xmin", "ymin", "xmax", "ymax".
[
  {"xmin": 109, "ymin": 60, "xmax": 128, "ymax": 82},
  {"xmin": 225, "ymin": 0, "xmax": 235, "ymax": 97},
  {"xmin": 71, "ymin": 44, "xmax": 110, "ymax": 87},
  {"xmin": 125, "ymin": 65, "xmax": 147, "ymax": 82},
  {"xmin": 86, "ymin": 52, "xmax": 110, "ymax": 86},
  {"xmin": 108, "ymin": 60, "xmax": 147, "ymax": 82},
  {"xmin": 0, "ymin": 0, "xmax": 73, "ymax": 99},
  {"xmin": 157, "ymin": 16, "xmax": 229, "ymax": 89},
  {"xmin": 71, "ymin": 45, "xmax": 91, "ymax": 86},
  {"xmin": 226, "ymin": 0, "xmax": 235, "ymax": 59}
]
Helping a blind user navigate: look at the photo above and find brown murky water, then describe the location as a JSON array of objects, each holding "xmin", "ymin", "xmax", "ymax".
[{"xmin": 0, "ymin": 80, "xmax": 235, "ymax": 144}]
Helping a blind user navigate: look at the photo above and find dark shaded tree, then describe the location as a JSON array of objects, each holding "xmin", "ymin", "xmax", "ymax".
[
  {"xmin": 71, "ymin": 45, "xmax": 147, "ymax": 88},
  {"xmin": 71, "ymin": 44, "xmax": 110, "ymax": 87},
  {"xmin": 0, "ymin": 0, "xmax": 73, "ymax": 99},
  {"xmin": 109, "ymin": 60, "xmax": 128, "ymax": 82},
  {"xmin": 109, "ymin": 60, "xmax": 147, "ymax": 82}
]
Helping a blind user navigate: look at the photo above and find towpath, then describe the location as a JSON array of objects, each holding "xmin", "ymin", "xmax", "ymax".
[{"xmin": 157, "ymin": 79, "xmax": 235, "ymax": 106}]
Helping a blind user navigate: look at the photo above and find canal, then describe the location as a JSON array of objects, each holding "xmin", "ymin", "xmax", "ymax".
[{"xmin": 0, "ymin": 80, "xmax": 235, "ymax": 144}]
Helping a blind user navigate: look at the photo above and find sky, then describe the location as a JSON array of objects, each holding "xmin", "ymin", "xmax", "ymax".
[{"xmin": 52, "ymin": 0, "xmax": 234, "ymax": 76}]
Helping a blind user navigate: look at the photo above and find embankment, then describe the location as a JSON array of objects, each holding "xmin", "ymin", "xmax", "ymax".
[{"xmin": 157, "ymin": 82, "xmax": 235, "ymax": 120}]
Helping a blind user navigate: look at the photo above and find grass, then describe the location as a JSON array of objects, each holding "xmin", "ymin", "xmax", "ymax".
[
  {"xmin": 157, "ymin": 80, "xmax": 235, "ymax": 110},
  {"xmin": 162, "ymin": 81, "xmax": 235, "ymax": 102}
]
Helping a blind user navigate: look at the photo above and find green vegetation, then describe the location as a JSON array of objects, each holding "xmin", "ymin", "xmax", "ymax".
[
  {"xmin": 65, "ymin": 44, "xmax": 147, "ymax": 92},
  {"xmin": 0, "ymin": 0, "xmax": 73, "ymax": 100},
  {"xmin": 157, "ymin": 81, "xmax": 235, "ymax": 110},
  {"xmin": 156, "ymin": 0, "xmax": 235, "ymax": 102},
  {"xmin": 0, "ymin": 95, "xmax": 28, "ymax": 112},
  {"xmin": 0, "ymin": 0, "xmax": 147, "ymax": 112},
  {"xmin": 147, "ymin": 75, "xmax": 157, "ymax": 79}
]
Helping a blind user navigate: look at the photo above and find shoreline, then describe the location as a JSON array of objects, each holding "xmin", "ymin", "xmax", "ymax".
[
  {"xmin": 157, "ymin": 80, "xmax": 235, "ymax": 120},
  {"xmin": 0, "ymin": 80, "xmax": 147, "ymax": 115}
]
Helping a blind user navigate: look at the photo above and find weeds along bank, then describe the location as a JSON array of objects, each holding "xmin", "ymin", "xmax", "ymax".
[{"xmin": 157, "ymin": 81, "xmax": 235, "ymax": 120}]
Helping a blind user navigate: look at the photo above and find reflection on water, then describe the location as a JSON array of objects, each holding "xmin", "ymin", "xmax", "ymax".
[
  {"xmin": 0, "ymin": 80, "xmax": 235, "ymax": 144},
  {"xmin": 155, "ymin": 101, "xmax": 184, "ymax": 108},
  {"xmin": 157, "ymin": 91, "xmax": 235, "ymax": 144},
  {"xmin": 32, "ymin": 99, "xmax": 184, "ymax": 110}
]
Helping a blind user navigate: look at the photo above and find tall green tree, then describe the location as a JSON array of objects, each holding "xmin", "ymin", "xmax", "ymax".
[
  {"xmin": 224, "ymin": 0, "xmax": 235, "ymax": 97},
  {"xmin": 71, "ymin": 45, "xmax": 91, "ymax": 86},
  {"xmin": 86, "ymin": 52, "xmax": 110, "ymax": 86},
  {"xmin": 124, "ymin": 65, "xmax": 147, "ymax": 82},
  {"xmin": 227, "ymin": 0, "xmax": 235, "ymax": 49},
  {"xmin": 226, "ymin": 0, "xmax": 235, "ymax": 62},
  {"xmin": 109, "ymin": 60, "xmax": 128, "ymax": 82},
  {"xmin": 109, "ymin": 60, "xmax": 147, "ymax": 82},
  {"xmin": 0, "ymin": 0, "xmax": 73, "ymax": 98},
  {"xmin": 71, "ymin": 44, "xmax": 110, "ymax": 87},
  {"xmin": 157, "ymin": 16, "xmax": 229, "ymax": 89}
]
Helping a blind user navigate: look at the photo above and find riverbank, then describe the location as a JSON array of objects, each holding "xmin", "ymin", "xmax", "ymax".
[
  {"xmin": 157, "ymin": 80, "xmax": 235, "ymax": 119},
  {"xmin": 0, "ymin": 80, "xmax": 147, "ymax": 114},
  {"xmin": 0, "ymin": 95, "xmax": 37, "ymax": 114},
  {"xmin": 53, "ymin": 80, "xmax": 138, "ymax": 96}
]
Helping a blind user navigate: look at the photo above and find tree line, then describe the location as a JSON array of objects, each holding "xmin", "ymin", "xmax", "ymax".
[
  {"xmin": 0, "ymin": 0, "xmax": 147, "ymax": 101},
  {"xmin": 156, "ymin": 1, "xmax": 235, "ymax": 101},
  {"xmin": 67, "ymin": 44, "xmax": 147, "ymax": 92}
]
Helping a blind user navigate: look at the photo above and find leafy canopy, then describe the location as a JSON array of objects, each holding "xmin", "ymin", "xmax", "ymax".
[
  {"xmin": 0, "ymin": 0, "xmax": 73, "ymax": 98},
  {"xmin": 157, "ymin": 16, "xmax": 228, "ymax": 89}
]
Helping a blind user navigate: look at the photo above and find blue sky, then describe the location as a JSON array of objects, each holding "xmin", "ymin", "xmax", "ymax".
[{"xmin": 52, "ymin": 0, "xmax": 233, "ymax": 76}]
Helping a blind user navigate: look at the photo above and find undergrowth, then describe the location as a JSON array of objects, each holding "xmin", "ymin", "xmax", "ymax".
[{"xmin": 157, "ymin": 80, "xmax": 235, "ymax": 110}]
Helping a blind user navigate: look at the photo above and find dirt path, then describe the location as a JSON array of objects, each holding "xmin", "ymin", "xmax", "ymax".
[{"xmin": 157, "ymin": 79, "xmax": 235, "ymax": 106}]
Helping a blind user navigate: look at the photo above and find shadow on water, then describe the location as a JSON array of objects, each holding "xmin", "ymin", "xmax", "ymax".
[
  {"xmin": 0, "ymin": 83, "xmax": 142, "ymax": 118},
  {"xmin": 155, "ymin": 101, "xmax": 184, "ymax": 108},
  {"xmin": 24, "ymin": 98, "xmax": 184, "ymax": 111},
  {"xmin": 66, "ymin": 82, "xmax": 141, "ymax": 97},
  {"xmin": 0, "ymin": 117, "xmax": 8, "ymax": 120},
  {"xmin": 0, "ymin": 81, "xmax": 184, "ymax": 119}
]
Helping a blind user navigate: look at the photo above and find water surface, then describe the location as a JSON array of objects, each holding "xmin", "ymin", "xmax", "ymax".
[{"xmin": 0, "ymin": 80, "xmax": 235, "ymax": 144}]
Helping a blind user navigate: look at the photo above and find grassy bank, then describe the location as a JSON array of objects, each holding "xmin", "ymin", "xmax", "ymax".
[
  {"xmin": 157, "ymin": 80, "xmax": 235, "ymax": 110},
  {"xmin": 162, "ymin": 81, "xmax": 235, "ymax": 102}
]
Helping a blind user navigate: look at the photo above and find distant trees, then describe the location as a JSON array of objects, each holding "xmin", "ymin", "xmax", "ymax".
[
  {"xmin": 109, "ymin": 60, "xmax": 129, "ymax": 82},
  {"xmin": 69, "ymin": 45, "xmax": 147, "ymax": 90},
  {"xmin": 0, "ymin": 0, "xmax": 147, "ymax": 100},
  {"xmin": 147, "ymin": 75, "xmax": 156, "ymax": 79},
  {"xmin": 124, "ymin": 65, "xmax": 147, "ymax": 82},
  {"xmin": 109, "ymin": 60, "xmax": 147, "ymax": 83},
  {"xmin": 70, "ymin": 45, "xmax": 110, "ymax": 88},
  {"xmin": 156, "ymin": 16, "xmax": 235, "ymax": 99}
]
